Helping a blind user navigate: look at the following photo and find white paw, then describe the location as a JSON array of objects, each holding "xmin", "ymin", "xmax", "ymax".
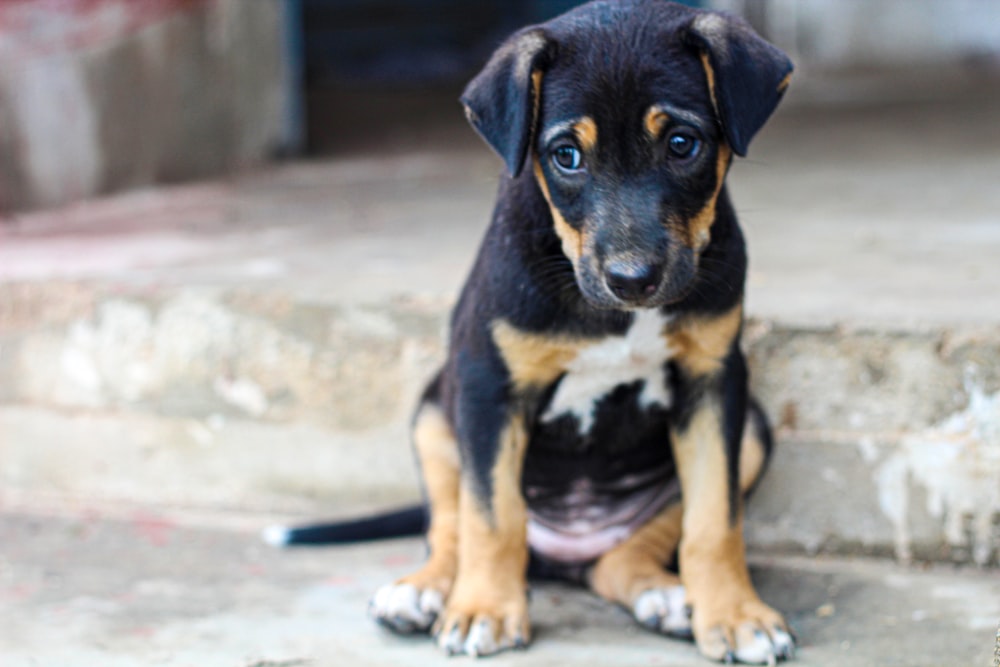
[
  {"xmin": 369, "ymin": 583, "xmax": 443, "ymax": 634},
  {"xmin": 769, "ymin": 626, "xmax": 795, "ymax": 661},
  {"xmin": 731, "ymin": 622, "xmax": 796, "ymax": 664},
  {"xmin": 701, "ymin": 621, "xmax": 797, "ymax": 664},
  {"xmin": 462, "ymin": 618, "xmax": 500, "ymax": 657},
  {"xmin": 437, "ymin": 617, "xmax": 527, "ymax": 657},
  {"xmin": 633, "ymin": 586, "xmax": 692, "ymax": 637}
]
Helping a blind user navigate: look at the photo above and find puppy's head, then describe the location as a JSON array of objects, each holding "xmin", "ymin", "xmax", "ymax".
[{"xmin": 461, "ymin": 0, "xmax": 792, "ymax": 309}]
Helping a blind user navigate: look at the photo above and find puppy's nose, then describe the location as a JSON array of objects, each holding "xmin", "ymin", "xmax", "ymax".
[{"xmin": 604, "ymin": 260, "xmax": 664, "ymax": 301}]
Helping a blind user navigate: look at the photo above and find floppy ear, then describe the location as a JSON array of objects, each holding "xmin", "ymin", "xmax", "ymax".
[
  {"xmin": 460, "ymin": 28, "xmax": 556, "ymax": 176},
  {"xmin": 686, "ymin": 12, "xmax": 793, "ymax": 157}
]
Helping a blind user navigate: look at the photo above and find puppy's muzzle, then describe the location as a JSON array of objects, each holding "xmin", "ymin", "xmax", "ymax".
[{"xmin": 603, "ymin": 258, "xmax": 666, "ymax": 304}]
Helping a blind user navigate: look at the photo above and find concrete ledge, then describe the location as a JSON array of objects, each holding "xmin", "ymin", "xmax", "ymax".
[
  {"xmin": 747, "ymin": 324, "xmax": 1000, "ymax": 565},
  {"xmin": 2, "ymin": 281, "xmax": 997, "ymax": 566}
]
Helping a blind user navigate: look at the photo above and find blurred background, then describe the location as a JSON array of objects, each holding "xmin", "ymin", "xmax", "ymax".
[
  {"xmin": 0, "ymin": 2, "xmax": 999, "ymax": 663},
  {"xmin": 1, "ymin": 0, "xmax": 999, "ymax": 212}
]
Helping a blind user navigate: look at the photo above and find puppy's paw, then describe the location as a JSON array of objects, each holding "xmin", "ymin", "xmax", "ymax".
[
  {"xmin": 434, "ymin": 593, "xmax": 530, "ymax": 657},
  {"xmin": 633, "ymin": 585, "xmax": 692, "ymax": 638},
  {"xmin": 693, "ymin": 598, "xmax": 795, "ymax": 664},
  {"xmin": 369, "ymin": 582, "xmax": 444, "ymax": 635}
]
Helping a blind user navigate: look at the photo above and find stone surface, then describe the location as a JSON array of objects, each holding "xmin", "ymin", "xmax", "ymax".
[{"xmin": 0, "ymin": 509, "xmax": 997, "ymax": 667}]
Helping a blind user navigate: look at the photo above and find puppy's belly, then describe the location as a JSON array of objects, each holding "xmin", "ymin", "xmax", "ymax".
[
  {"xmin": 523, "ymin": 381, "xmax": 677, "ymax": 564},
  {"xmin": 526, "ymin": 472, "xmax": 680, "ymax": 563}
]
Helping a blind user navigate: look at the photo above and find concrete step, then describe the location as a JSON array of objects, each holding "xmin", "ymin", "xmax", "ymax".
[
  {"xmin": 2, "ymin": 88, "xmax": 999, "ymax": 567},
  {"xmin": 1, "ymin": 507, "xmax": 998, "ymax": 666},
  {"xmin": 2, "ymin": 292, "xmax": 997, "ymax": 566}
]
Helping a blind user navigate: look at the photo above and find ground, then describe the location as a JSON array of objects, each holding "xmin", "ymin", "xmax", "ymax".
[{"xmin": 1, "ymin": 505, "xmax": 998, "ymax": 666}]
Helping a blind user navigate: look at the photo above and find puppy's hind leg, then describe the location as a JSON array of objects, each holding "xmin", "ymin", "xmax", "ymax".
[
  {"xmin": 589, "ymin": 502, "xmax": 690, "ymax": 637},
  {"xmin": 370, "ymin": 398, "xmax": 460, "ymax": 634}
]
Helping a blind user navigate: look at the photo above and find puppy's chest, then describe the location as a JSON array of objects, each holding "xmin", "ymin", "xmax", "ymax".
[{"xmin": 539, "ymin": 310, "xmax": 675, "ymax": 435}]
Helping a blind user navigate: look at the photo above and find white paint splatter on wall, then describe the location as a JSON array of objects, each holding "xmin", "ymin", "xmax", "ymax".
[{"xmin": 877, "ymin": 377, "xmax": 1000, "ymax": 565}]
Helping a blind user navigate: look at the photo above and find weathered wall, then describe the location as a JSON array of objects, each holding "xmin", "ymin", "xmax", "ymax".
[
  {"xmin": 0, "ymin": 0, "xmax": 288, "ymax": 213},
  {"xmin": 710, "ymin": 0, "xmax": 1000, "ymax": 70}
]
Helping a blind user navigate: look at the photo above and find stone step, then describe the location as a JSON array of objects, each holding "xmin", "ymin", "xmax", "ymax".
[
  {"xmin": 1, "ymin": 88, "xmax": 999, "ymax": 567},
  {"xmin": 1, "ymin": 281, "xmax": 997, "ymax": 566}
]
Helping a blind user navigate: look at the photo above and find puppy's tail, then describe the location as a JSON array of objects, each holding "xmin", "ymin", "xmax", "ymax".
[{"xmin": 262, "ymin": 505, "xmax": 427, "ymax": 547}]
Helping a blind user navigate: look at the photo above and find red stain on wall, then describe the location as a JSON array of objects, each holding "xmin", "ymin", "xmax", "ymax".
[
  {"xmin": 130, "ymin": 510, "xmax": 176, "ymax": 546},
  {"xmin": 0, "ymin": 0, "xmax": 212, "ymax": 58}
]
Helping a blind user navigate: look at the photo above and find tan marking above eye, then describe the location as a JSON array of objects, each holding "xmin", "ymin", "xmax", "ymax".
[
  {"xmin": 571, "ymin": 117, "xmax": 598, "ymax": 153},
  {"xmin": 644, "ymin": 107, "xmax": 670, "ymax": 138}
]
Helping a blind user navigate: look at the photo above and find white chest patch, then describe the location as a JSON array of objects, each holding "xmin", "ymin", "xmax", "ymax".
[{"xmin": 541, "ymin": 310, "xmax": 674, "ymax": 433}]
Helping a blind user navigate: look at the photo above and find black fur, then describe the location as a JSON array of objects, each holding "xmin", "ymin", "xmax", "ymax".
[
  {"xmin": 441, "ymin": 0, "xmax": 787, "ymax": 525},
  {"xmin": 277, "ymin": 0, "xmax": 790, "ymax": 562},
  {"xmin": 274, "ymin": 507, "xmax": 426, "ymax": 545},
  {"xmin": 283, "ymin": 4, "xmax": 797, "ymax": 659}
]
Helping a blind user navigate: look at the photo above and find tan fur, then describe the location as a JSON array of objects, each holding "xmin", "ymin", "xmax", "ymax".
[
  {"xmin": 777, "ymin": 71, "xmax": 792, "ymax": 93},
  {"xmin": 699, "ymin": 51, "xmax": 720, "ymax": 119},
  {"xmin": 438, "ymin": 416, "xmax": 532, "ymax": 644},
  {"xmin": 589, "ymin": 503, "xmax": 685, "ymax": 605},
  {"xmin": 673, "ymin": 403, "xmax": 752, "ymax": 592},
  {"xmin": 589, "ymin": 409, "xmax": 769, "ymax": 609},
  {"xmin": 672, "ymin": 401, "xmax": 787, "ymax": 654},
  {"xmin": 530, "ymin": 70, "xmax": 544, "ymax": 152},
  {"xmin": 397, "ymin": 403, "xmax": 460, "ymax": 596},
  {"xmin": 644, "ymin": 106, "xmax": 670, "ymax": 138},
  {"xmin": 739, "ymin": 418, "xmax": 767, "ymax": 492},
  {"xmin": 693, "ymin": 47, "xmax": 733, "ymax": 255},
  {"xmin": 688, "ymin": 142, "xmax": 731, "ymax": 251},
  {"xmin": 533, "ymin": 157, "xmax": 584, "ymax": 264},
  {"xmin": 572, "ymin": 116, "xmax": 599, "ymax": 153},
  {"xmin": 666, "ymin": 304, "xmax": 743, "ymax": 377},
  {"xmin": 491, "ymin": 319, "xmax": 585, "ymax": 391}
]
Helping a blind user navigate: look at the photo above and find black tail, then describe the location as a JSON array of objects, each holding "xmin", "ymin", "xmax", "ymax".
[{"xmin": 263, "ymin": 505, "xmax": 427, "ymax": 547}]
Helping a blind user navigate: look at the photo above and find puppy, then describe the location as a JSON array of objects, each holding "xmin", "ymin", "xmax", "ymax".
[{"xmin": 366, "ymin": 0, "xmax": 795, "ymax": 662}]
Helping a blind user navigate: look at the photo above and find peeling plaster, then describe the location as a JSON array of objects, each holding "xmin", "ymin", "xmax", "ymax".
[
  {"xmin": 213, "ymin": 376, "xmax": 269, "ymax": 417},
  {"xmin": 876, "ymin": 380, "xmax": 1000, "ymax": 565},
  {"xmin": 47, "ymin": 294, "xmax": 313, "ymax": 417}
]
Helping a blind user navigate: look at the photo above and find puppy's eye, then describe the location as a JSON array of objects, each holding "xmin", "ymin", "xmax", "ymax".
[
  {"xmin": 667, "ymin": 130, "xmax": 700, "ymax": 159},
  {"xmin": 552, "ymin": 144, "xmax": 584, "ymax": 172}
]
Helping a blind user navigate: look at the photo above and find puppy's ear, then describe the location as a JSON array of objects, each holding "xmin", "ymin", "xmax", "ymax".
[
  {"xmin": 686, "ymin": 12, "xmax": 793, "ymax": 157},
  {"xmin": 461, "ymin": 28, "xmax": 556, "ymax": 176}
]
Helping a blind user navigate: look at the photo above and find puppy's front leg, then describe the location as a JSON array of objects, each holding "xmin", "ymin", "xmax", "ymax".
[
  {"xmin": 435, "ymin": 395, "xmax": 531, "ymax": 657},
  {"xmin": 669, "ymin": 311, "xmax": 794, "ymax": 664}
]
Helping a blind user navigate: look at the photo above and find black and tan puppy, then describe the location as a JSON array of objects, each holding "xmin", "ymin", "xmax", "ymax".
[{"xmin": 368, "ymin": 0, "xmax": 794, "ymax": 662}]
